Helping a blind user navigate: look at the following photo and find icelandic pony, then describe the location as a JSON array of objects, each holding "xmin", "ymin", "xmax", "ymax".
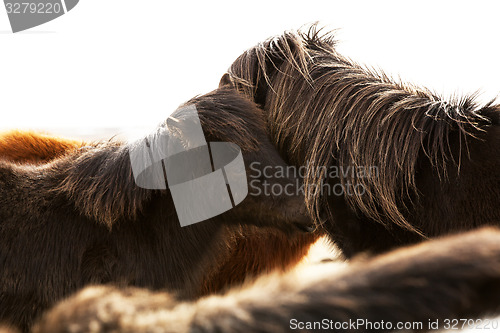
[
  {"xmin": 0, "ymin": 88, "xmax": 316, "ymax": 331},
  {"xmin": 0, "ymin": 131, "xmax": 317, "ymax": 295},
  {"xmin": 221, "ymin": 27, "xmax": 500, "ymax": 257}
]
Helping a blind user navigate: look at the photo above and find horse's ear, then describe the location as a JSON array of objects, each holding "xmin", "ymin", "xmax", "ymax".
[{"xmin": 219, "ymin": 73, "xmax": 232, "ymax": 88}]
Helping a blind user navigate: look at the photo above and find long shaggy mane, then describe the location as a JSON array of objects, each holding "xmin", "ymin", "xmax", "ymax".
[{"xmin": 223, "ymin": 25, "xmax": 499, "ymax": 234}]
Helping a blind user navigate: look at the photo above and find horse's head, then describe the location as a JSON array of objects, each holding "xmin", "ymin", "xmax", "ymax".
[{"xmin": 221, "ymin": 26, "xmax": 500, "ymax": 256}]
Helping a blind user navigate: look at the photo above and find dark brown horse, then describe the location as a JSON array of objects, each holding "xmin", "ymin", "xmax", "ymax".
[
  {"xmin": 0, "ymin": 131, "xmax": 317, "ymax": 296},
  {"xmin": 0, "ymin": 88, "xmax": 317, "ymax": 331},
  {"xmin": 221, "ymin": 26, "xmax": 500, "ymax": 257}
]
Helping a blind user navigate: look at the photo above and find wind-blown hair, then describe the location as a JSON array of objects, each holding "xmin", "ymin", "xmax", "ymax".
[{"xmin": 222, "ymin": 26, "xmax": 500, "ymax": 255}]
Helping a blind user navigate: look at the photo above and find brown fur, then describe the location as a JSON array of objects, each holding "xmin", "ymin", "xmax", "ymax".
[
  {"xmin": 199, "ymin": 227, "xmax": 316, "ymax": 295},
  {"xmin": 34, "ymin": 227, "xmax": 500, "ymax": 333},
  {"xmin": 0, "ymin": 131, "xmax": 318, "ymax": 298},
  {"xmin": 0, "ymin": 327, "xmax": 18, "ymax": 333}
]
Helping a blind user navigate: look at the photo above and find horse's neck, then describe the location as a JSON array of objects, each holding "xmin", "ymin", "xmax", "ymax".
[
  {"xmin": 53, "ymin": 142, "xmax": 152, "ymax": 227},
  {"xmin": 266, "ymin": 54, "xmax": 491, "ymax": 230}
]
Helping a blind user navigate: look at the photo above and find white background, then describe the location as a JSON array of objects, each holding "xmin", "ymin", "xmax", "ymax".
[{"xmin": 0, "ymin": 0, "xmax": 499, "ymax": 139}]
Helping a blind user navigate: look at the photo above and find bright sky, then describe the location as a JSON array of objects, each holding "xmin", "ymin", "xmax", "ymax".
[{"xmin": 0, "ymin": 1, "xmax": 499, "ymax": 139}]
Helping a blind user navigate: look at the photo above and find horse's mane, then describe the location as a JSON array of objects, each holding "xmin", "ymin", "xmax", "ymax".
[
  {"xmin": 224, "ymin": 25, "xmax": 499, "ymax": 233},
  {"xmin": 7, "ymin": 88, "xmax": 275, "ymax": 229}
]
